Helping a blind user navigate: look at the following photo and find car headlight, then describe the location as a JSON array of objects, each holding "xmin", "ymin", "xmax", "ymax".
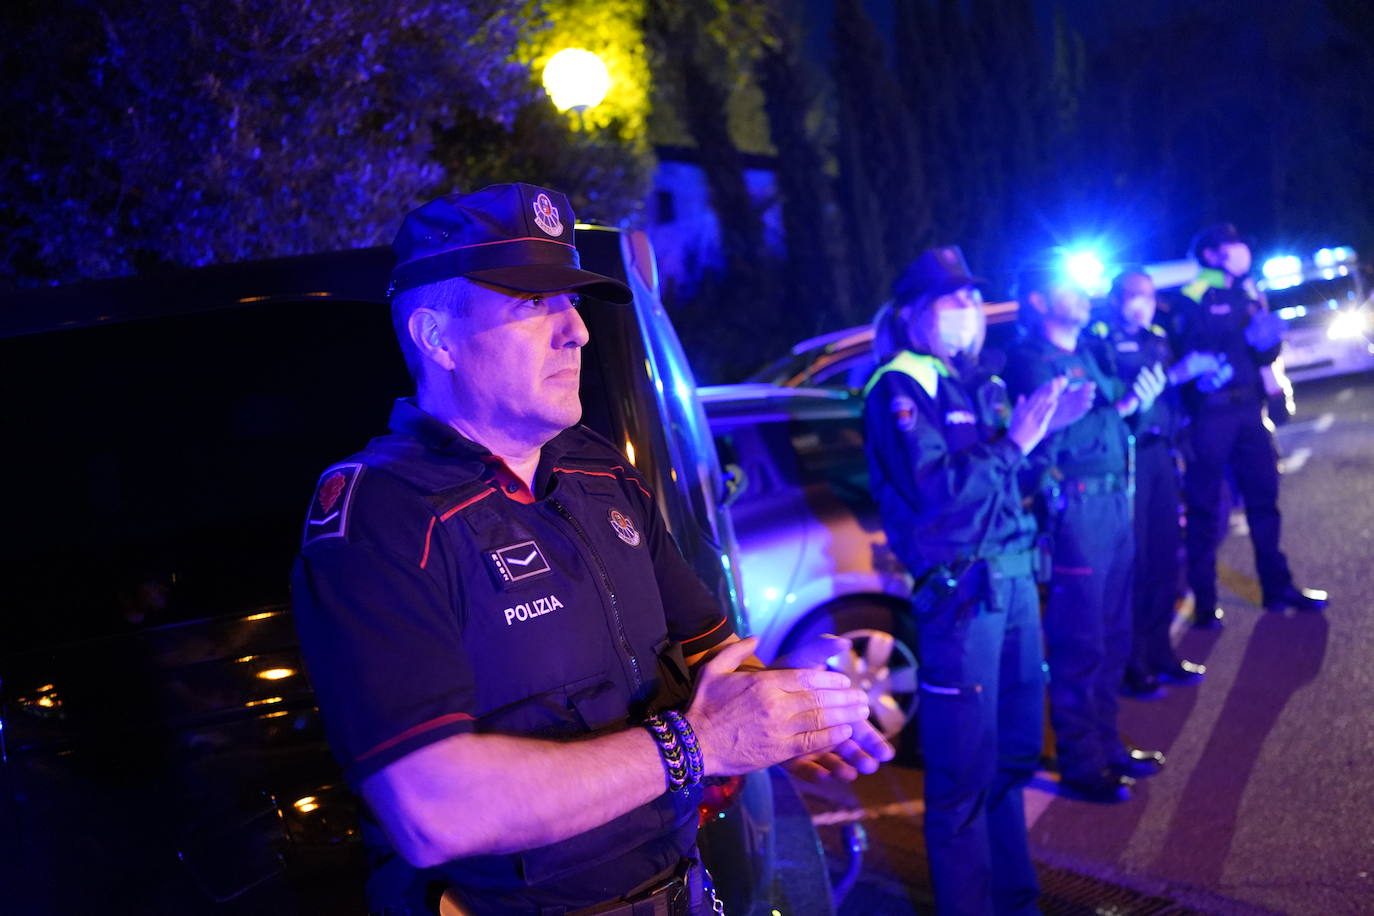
[{"xmin": 1327, "ymin": 310, "xmax": 1371, "ymax": 341}]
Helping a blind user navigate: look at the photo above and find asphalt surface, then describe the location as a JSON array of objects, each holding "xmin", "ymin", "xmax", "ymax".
[{"xmin": 797, "ymin": 372, "xmax": 1374, "ymax": 915}]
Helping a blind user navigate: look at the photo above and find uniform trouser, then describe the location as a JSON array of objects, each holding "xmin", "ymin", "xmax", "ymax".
[
  {"xmin": 1043, "ymin": 489, "xmax": 1133, "ymax": 782},
  {"xmin": 1129, "ymin": 440, "xmax": 1182, "ymax": 677},
  {"xmin": 1183, "ymin": 401, "xmax": 1293, "ymax": 610},
  {"xmin": 917, "ymin": 572, "xmax": 1044, "ymax": 916}
]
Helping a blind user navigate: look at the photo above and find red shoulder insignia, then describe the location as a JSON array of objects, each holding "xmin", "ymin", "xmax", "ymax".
[{"xmin": 303, "ymin": 463, "xmax": 364, "ymax": 546}]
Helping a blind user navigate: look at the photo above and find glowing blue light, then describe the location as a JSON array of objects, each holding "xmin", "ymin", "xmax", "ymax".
[
  {"xmin": 1063, "ymin": 250, "xmax": 1107, "ymax": 295},
  {"xmin": 763, "ymin": 587, "xmax": 779, "ymax": 601},
  {"xmin": 1333, "ymin": 246, "xmax": 1354, "ymax": 262},
  {"xmin": 1262, "ymin": 255, "xmax": 1301, "ymax": 279},
  {"xmin": 1314, "ymin": 248, "xmax": 1336, "ymax": 268},
  {"xmin": 1276, "ymin": 305, "xmax": 1307, "ymax": 320},
  {"xmin": 1263, "ymin": 255, "xmax": 1303, "ymax": 291}
]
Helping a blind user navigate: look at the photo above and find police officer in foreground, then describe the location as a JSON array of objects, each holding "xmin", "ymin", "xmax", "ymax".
[
  {"xmin": 1003, "ymin": 257, "xmax": 1168, "ymax": 803},
  {"xmin": 1092, "ymin": 270, "xmax": 1218, "ymax": 697},
  {"xmin": 1173, "ymin": 224, "xmax": 1327, "ymax": 626},
  {"xmin": 864, "ymin": 247, "xmax": 1069, "ymax": 914},
  {"xmin": 292, "ymin": 183, "xmax": 891, "ymax": 916}
]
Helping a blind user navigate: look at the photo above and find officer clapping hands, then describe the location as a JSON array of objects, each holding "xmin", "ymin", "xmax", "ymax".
[
  {"xmin": 1244, "ymin": 310, "xmax": 1286, "ymax": 351},
  {"xmin": 769, "ymin": 633, "xmax": 898, "ymax": 782},
  {"xmin": 1116, "ymin": 362, "xmax": 1167, "ymax": 416},
  {"xmin": 687, "ymin": 637, "xmax": 893, "ymax": 779},
  {"xmin": 1009, "ymin": 375, "xmax": 1068, "ymax": 452}
]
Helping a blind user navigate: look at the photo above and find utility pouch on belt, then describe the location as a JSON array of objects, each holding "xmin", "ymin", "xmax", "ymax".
[{"xmin": 910, "ymin": 564, "xmax": 962, "ymax": 618}]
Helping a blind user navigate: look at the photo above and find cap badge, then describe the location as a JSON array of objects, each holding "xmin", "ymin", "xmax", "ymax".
[
  {"xmin": 608, "ymin": 508, "xmax": 641, "ymax": 547},
  {"xmin": 532, "ymin": 192, "xmax": 564, "ymax": 237}
]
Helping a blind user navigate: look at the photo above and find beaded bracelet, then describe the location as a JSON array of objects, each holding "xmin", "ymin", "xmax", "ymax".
[
  {"xmin": 663, "ymin": 710, "xmax": 704, "ymax": 786},
  {"xmin": 644, "ymin": 715, "xmax": 690, "ymax": 793}
]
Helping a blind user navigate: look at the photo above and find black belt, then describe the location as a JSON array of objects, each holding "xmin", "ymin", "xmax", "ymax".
[{"xmin": 564, "ymin": 858, "xmax": 701, "ymax": 916}]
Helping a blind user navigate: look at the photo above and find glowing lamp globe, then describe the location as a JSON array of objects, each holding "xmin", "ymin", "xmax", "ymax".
[{"xmin": 542, "ymin": 49, "xmax": 611, "ymax": 112}]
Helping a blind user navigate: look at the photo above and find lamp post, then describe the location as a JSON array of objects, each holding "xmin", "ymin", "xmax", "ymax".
[{"xmin": 542, "ymin": 48, "xmax": 611, "ymax": 122}]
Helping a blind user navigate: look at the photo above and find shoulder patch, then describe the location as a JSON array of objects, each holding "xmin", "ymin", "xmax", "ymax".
[
  {"xmin": 303, "ymin": 463, "xmax": 364, "ymax": 546},
  {"xmin": 890, "ymin": 394, "xmax": 918, "ymax": 431}
]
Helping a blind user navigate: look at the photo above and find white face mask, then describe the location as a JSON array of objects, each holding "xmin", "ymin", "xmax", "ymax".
[{"xmin": 936, "ymin": 308, "xmax": 980, "ymax": 354}]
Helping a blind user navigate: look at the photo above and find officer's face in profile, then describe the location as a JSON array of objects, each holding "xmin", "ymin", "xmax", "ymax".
[
  {"xmin": 434, "ymin": 280, "xmax": 589, "ymax": 443},
  {"xmin": 1204, "ymin": 241, "xmax": 1253, "ymax": 278},
  {"xmin": 1116, "ymin": 274, "xmax": 1157, "ymax": 331},
  {"xmin": 1046, "ymin": 283, "xmax": 1091, "ymax": 328}
]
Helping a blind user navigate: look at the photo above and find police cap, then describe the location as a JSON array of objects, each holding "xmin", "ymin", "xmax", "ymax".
[
  {"xmin": 1189, "ymin": 223, "xmax": 1244, "ymax": 262},
  {"xmin": 892, "ymin": 246, "xmax": 985, "ymax": 308},
  {"xmin": 389, "ymin": 183, "xmax": 633, "ymax": 303}
]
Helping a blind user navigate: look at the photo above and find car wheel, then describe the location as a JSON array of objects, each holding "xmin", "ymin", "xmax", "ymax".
[{"xmin": 778, "ymin": 599, "xmax": 918, "ymax": 741}]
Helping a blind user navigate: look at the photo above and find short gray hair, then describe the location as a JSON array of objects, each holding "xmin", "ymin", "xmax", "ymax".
[{"xmin": 390, "ymin": 276, "xmax": 475, "ymax": 384}]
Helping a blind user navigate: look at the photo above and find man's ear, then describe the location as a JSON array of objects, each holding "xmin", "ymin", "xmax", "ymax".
[
  {"xmin": 1027, "ymin": 290, "xmax": 1049, "ymax": 315},
  {"xmin": 408, "ymin": 308, "xmax": 457, "ymax": 372},
  {"xmin": 1199, "ymin": 247, "xmax": 1220, "ymax": 269}
]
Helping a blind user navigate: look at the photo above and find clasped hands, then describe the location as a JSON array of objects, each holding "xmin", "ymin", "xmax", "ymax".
[{"xmin": 687, "ymin": 636, "xmax": 895, "ymax": 785}]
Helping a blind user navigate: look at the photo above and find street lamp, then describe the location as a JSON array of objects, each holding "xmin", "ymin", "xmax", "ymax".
[{"xmin": 542, "ymin": 48, "xmax": 611, "ymax": 113}]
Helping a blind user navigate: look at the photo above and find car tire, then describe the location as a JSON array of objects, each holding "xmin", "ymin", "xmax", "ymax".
[{"xmin": 776, "ymin": 597, "xmax": 919, "ymax": 745}]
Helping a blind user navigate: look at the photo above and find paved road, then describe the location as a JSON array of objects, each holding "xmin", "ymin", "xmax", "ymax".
[{"xmin": 799, "ymin": 372, "xmax": 1374, "ymax": 915}]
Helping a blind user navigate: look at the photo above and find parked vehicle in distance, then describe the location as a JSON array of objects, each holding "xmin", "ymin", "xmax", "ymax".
[
  {"xmin": 0, "ymin": 228, "xmax": 834, "ymax": 916},
  {"xmin": 699, "ymin": 384, "xmax": 918, "ymax": 740},
  {"xmin": 747, "ymin": 297, "xmax": 1020, "ymax": 392},
  {"xmin": 1255, "ymin": 246, "xmax": 1374, "ymax": 383}
]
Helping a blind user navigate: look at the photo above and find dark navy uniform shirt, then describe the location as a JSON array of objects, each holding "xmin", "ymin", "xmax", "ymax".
[
  {"xmin": 1003, "ymin": 330, "xmax": 1131, "ymax": 486},
  {"xmin": 863, "ymin": 350, "xmax": 1036, "ymax": 578},
  {"xmin": 1089, "ymin": 319, "xmax": 1181, "ymax": 441},
  {"xmin": 291, "ymin": 399, "xmax": 733, "ymax": 913},
  {"xmin": 1171, "ymin": 269, "xmax": 1280, "ymax": 410}
]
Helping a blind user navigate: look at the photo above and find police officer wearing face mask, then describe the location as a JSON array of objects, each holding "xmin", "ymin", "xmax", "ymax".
[
  {"xmin": 1174, "ymin": 224, "xmax": 1327, "ymax": 625},
  {"xmin": 864, "ymin": 247, "xmax": 1061, "ymax": 915},
  {"xmin": 1003, "ymin": 256, "xmax": 1168, "ymax": 804},
  {"xmin": 1091, "ymin": 270, "xmax": 1218, "ymax": 697}
]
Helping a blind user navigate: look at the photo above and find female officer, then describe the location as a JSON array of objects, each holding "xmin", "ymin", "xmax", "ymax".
[{"xmin": 863, "ymin": 247, "xmax": 1071, "ymax": 916}]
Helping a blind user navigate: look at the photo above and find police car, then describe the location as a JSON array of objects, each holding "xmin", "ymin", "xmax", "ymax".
[
  {"xmin": 0, "ymin": 229, "xmax": 836, "ymax": 914},
  {"xmin": 1255, "ymin": 246, "xmax": 1374, "ymax": 382},
  {"xmin": 700, "ymin": 384, "xmax": 918, "ymax": 740}
]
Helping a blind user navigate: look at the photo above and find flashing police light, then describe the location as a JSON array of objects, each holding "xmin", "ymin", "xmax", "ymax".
[
  {"xmin": 1262, "ymin": 255, "xmax": 1303, "ymax": 291},
  {"xmin": 1063, "ymin": 249, "xmax": 1108, "ymax": 297},
  {"xmin": 542, "ymin": 49, "xmax": 611, "ymax": 112},
  {"xmin": 1328, "ymin": 309, "xmax": 1371, "ymax": 341}
]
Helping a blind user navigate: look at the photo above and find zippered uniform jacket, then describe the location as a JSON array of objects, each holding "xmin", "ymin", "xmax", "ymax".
[{"xmin": 292, "ymin": 399, "xmax": 734, "ymax": 913}]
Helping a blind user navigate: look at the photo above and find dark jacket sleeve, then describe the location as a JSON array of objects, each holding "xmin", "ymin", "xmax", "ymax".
[{"xmin": 292, "ymin": 471, "xmax": 477, "ymax": 788}]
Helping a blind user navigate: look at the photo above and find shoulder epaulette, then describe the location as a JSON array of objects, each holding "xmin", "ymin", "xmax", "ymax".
[
  {"xmin": 863, "ymin": 349, "xmax": 949, "ymax": 399},
  {"xmin": 1089, "ymin": 320, "xmax": 1110, "ymax": 339},
  {"xmin": 1149, "ymin": 323, "xmax": 1167, "ymax": 337}
]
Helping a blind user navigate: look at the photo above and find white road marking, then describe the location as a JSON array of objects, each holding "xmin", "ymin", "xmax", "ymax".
[
  {"xmin": 812, "ymin": 798, "xmax": 924, "ymax": 826},
  {"xmin": 1278, "ymin": 447, "xmax": 1313, "ymax": 474},
  {"xmin": 1278, "ymin": 412, "xmax": 1334, "ymax": 435},
  {"xmin": 808, "ymin": 770, "xmax": 1061, "ymax": 828}
]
